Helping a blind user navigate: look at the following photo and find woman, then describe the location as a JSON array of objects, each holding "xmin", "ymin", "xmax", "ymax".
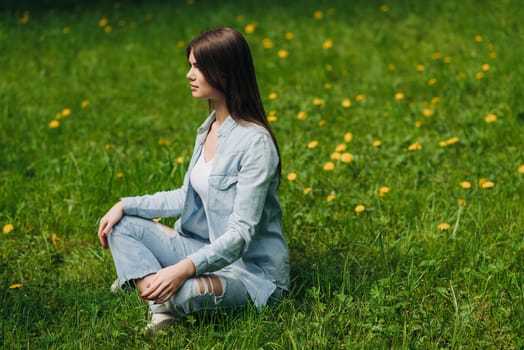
[{"xmin": 97, "ymin": 27, "xmax": 289, "ymax": 334}]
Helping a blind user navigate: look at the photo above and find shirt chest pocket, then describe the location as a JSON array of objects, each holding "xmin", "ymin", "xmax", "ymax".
[{"xmin": 208, "ymin": 174, "xmax": 238, "ymax": 215}]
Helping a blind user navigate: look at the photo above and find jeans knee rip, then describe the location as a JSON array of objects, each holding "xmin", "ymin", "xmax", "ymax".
[{"xmin": 191, "ymin": 275, "xmax": 226, "ymax": 303}]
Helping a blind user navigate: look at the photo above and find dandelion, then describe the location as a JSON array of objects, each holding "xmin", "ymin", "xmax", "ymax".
[
  {"xmin": 99, "ymin": 18, "xmax": 109, "ymax": 27},
  {"xmin": 314, "ymin": 10, "xmax": 324, "ymax": 20},
  {"xmin": 9, "ymin": 283, "xmax": 23, "ymax": 289},
  {"xmin": 268, "ymin": 115, "xmax": 277, "ymax": 122},
  {"xmin": 323, "ymin": 161, "xmax": 335, "ymax": 171},
  {"xmin": 50, "ymin": 233, "xmax": 58, "ymax": 247},
  {"xmin": 428, "ymin": 78, "xmax": 437, "ymax": 86},
  {"xmin": 378, "ymin": 186, "xmax": 390, "ymax": 197},
  {"xmin": 176, "ymin": 157, "xmax": 184, "ymax": 164},
  {"xmin": 476, "ymin": 72, "xmax": 485, "ymax": 79},
  {"xmin": 307, "ymin": 140, "xmax": 319, "ymax": 149},
  {"xmin": 335, "ymin": 144, "xmax": 346, "ymax": 152},
  {"xmin": 354, "ymin": 205, "xmax": 365, "ymax": 213},
  {"xmin": 475, "ymin": 35, "xmax": 483, "ymax": 42},
  {"xmin": 318, "ymin": 120, "xmax": 326, "ymax": 126},
  {"xmin": 460, "ymin": 181, "xmax": 472, "ymax": 189},
  {"xmin": 322, "ymin": 39, "xmax": 333, "ymax": 49},
  {"xmin": 104, "ymin": 26, "xmax": 112, "ymax": 33},
  {"xmin": 480, "ymin": 180, "xmax": 495, "ymax": 189},
  {"xmin": 394, "ymin": 92, "xmax": 405, "ymax": 100},
  {"xmin": 432, "ymin": 52, "xmax": 442, "ymax": 60},
  {"xmin": 438, "ymin": 223, "xmax": 450, "ymax": 231},
  {"xmin": 439, "ymin": 140, "xmax": 448, "ymax": 147},
  {"xmin": 285, "ymin": 32, "xmax": 294, "ymax": 40},
  {"xmin": 519, "ymin": 164, "xmax": 524, "ymax": 174},
  {"xmin": 356, "ymin": 94, "xmax": 365, "ymax": 101},
  {"xmin": 341, "ymin": 153, "xmax": 353, "ymax": 163},
  {"xmin": 244, "ymin": 23, "xmax": 257, "ymax": 34},
  {"xmin": 380, "ymin": 4, "xmax": 389, "ymax": 12},
  {"xmin": 268, "ymin": 92, "xmax": 278, "ymax": 100},
  {"xmin": 297, "ymin": 111, "xmax": 307, "ymax": 120},
  {"xmin": 326, "ymin": 193, "xmax": 336, "ymax": 201},
  {"xmin": 458, "ymin": 72, "xmax": 467, "ymax": 79},
  {"xmin": 324, "ymin": 83, "xmax": 332, "ymax": 90},
  {"xmin": 277, "ymin": 50, "xmax": 289, "ymax": 59},
  {"xmin": 490, "ymin": 52, "xmax": 497, "ymax": 59},
  {"xmin": 19, "ymin": 11, "xmax": 30, "ymax": 24},
  {"xmin": 49, "ymin": 120, "xmax": 60, "ymax": 128},
  {"xmin": 416, "ymin": 64, "xmax": 425, "ymax": 72},
  {"xmin": 3, "ymin": 224, "xmax": 14, "ymax": 234},
  {"xmin": 287, "ymin": 172, "xmax": 297, "ymax": 181},
  {"xmin": 415, "ymin": 120, "xmax": 423, "ymax": 128},
  {"xmin": 372, "ymin": 140, "xmax": 382, "ymax": 147},
  {"xmin": 81, "ymin": 100, "xmax": 89, "ymax": 108},
  {"xmin": 408, "ymin": 142, "xmax": 422, "ymax": 151},
  {"xmin": 457, "ymin": 199, "xmax": 467, "ymax": 207},
  {"xmin": 115, "ymin": 172, "xmax": 124, "ymax": 179},
  {"xmin": 431, "ymin": 97, "xmax": 441, "ymax": 104},
  {"xmin": 341, "ymin": 99, "xmax": 351, "ymax": 108},
  {"xmin": 159, "ymin": 139, "xmax": 169, "ymax": 146},
  {"xmin": 313, "ymin": 98, "xmax": 325, "ymax": 106},
  {"xmin": 262, "ymin": 38, "xmax": 274, "ymax": 49},
  {"xmin": 330, "ymin": 152, "xmax": 341, "ymax": 160},
  {"xmin": 482, "ymin": 63, "xmax": 490, "ymax": 71},
  {"xmin": 105, "ymin": 144, "xmax": 112, "ymax": 150},
  {"xmin": 485, "ymin": 113, "xmax": 497, "ymax": 123},
  {"xmin": 444, "ymin": 56, "xmax": 452, "ymax": 63},
  {"xmin": 304, "ymin": 187, "xmax": 312, "ymax": 195},
  {"xmin": 423, "ymin": 108, "xmax": 434, "ymax": 117},
  {"xmin": 344, "ymin": 132, "xmax": 353, "ymax": 142}
]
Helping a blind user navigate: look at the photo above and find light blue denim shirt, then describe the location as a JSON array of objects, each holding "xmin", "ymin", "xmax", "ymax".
[{"xmin": 121, "ymin": 112, "xmax": 290, "ymax": 307}]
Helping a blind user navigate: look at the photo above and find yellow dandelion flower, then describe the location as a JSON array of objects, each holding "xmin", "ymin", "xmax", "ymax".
[
  {"xmin": 98, "ymin": 18, "xmax": 108, "ymax": 27},
  {"xmin": 344, "ymin": 132, "xmax": 353, "ymax": 142},
  {"xmin": 115, "ymin": 172, "xmax": 124, "ymax": 179},
  {"xmin": 159, "ymin": 139, "xmax": 169, "ymax": 146},
  {"xmin": 313, "ymin": 98, "xmax": 325, "ymax": 106},
  {"xmin": 341, "ymin": 153, "xmax": 353, "ymax": 163},
  {"xmin": 9, "ymin": 283, "xmax": 23, "ymax": 289},
  {"xmin": 476, "ymin": 72, "xmax": 485, "ymax": 79},
  {"xmin": 322, "ymin": 39, "xmax": 333, "ymax": 49},
  {"xmin": 287, "ymin": 172, "xmax": 297, "ymax": 181},
  {"xmin": 104, "ymin": 25, "xmax": 112, "ymax": 33},
  {"xmin": 395, "ymin": 92, "xmax": 404, "ymax": 100},
  {"xmin": 482, "ymin": 64, "xmax": 490, "ymax": 71},
  {"xmin": 475, "ymin": 35, "xmax": 483, "ymax": 42},
  {"xmin": 285, "ymin": 32, "xmax": 294, "ymax": 40},
  {"xmin": 50, "ymin": 233, "xmax": 58, "ymax": 247},
  {"xmin": 105, "ymin": 143, "xmax": 112, "ymax": 150},
  {"xmin": 446, "ymin": 137, "xmax": 459, "ymax": 145},
  {"xmin": 354, "ymin": 205, "xmax": 365, "ymax": 213},
  {"xmin": 423, "ymin": 108, "xmax": 434, "ymax": 117},
  {"xmin": 378, "ymin": 186, "xmax": 390, "ymax": 197},
  {"xmin": 335, "ymin": 143, "xmax": 346, "ymax": 152},
  {"xmin": 304, "ymin": 187, "xmax": 312, "ymax": 195},
  {"xmin": 415, "ymin": 120, "xmax": 424, "ymax": 128},
  {"xmin": 428, "ymin": 78, "xmax": 437, "ymax": 86},
  {"xmin": 416, "ymin": 64, "xmax": 425, "ymax": 72},
  {"xmin": 307, "ymin": 140, "xmax": 319, "ymax": 149},
  {"xmin": 81, "ymin": 100, "xmax": 89, "ymax": 108},
  {"xmin": 268, "ymin": 115, "xmax": 277, "ymax": 122},
  {"xmin": 517, "ymin": 164, "xmax": 524, "ymax": 174},
  {"xmin": 244, "ymin": 23, "xmax": 257, "ymax": 34},
  {"xmin": 323, "ymin": 161, "xmax": 335, "ymax": 171},
  {"xmin": 388, "ymin": 63, "xmax": 395, "ymax": 71},
  {"xmin": 341, "ymin": 99, "xmax": 351, "ymax": 108},
  {"xmin": 19, "ymin": 11, "xmax": 30, "ymax": 24},
  {"xmin": 3, "ymin": 224, "xmax": 14, "ymax": 234},
  {"xmin": 490, "ymin": 52, "xmax": 497, "ymax": 59},
  {"xmin": 324, "ymin": 83, "xmax": 332, "ymax": 90},
  {"xmin": 481, "ymin": 180, "xmax": 495, "ymax": 189},
  {"xmin": 61, "ymin": 108, "xmax": 71, "ymax": 117},
  {"xmin": 355, "ymin": 94, "xmax": 365, "ymax": 102},
  {"xmin": 268, "ymin": 92, "xmax": 278, "ymax": 100},
  {"xmin": 176, "ymin": 157, "xmax": 184, "ymax": 164},
  {"xmin": 314, "ymin": 10, "xmax": 324, "ymax": 20},
  {"xmin": 408, "ymin": 142, "xmax": 422, "ymax": 151},
  {"xmin": 432, "ymin": 52, "xmax": 441, "ymax": 60},
  {"xmin": 331, "ymin": 152, "xmax": 341, "ymax": 160},
  {"xmin": 379, "ymin": 4, "xmax": 389, "ymax": 12},
  {"xmin": 444, "ymin": 56, "xmax": 452, "ymax": 63},
  {"xmin": 372, "ymin": 140, "xmax": 382, "ymax": 147},
  {"xmin": 458, "ymin": 72, "xmax": 467, "ymax": 79},
  {"xmin": 438, "ymin": 223, "xmax": 450, "ymax": 231},
  {"xmin": 277, "ymin": 50, "xmax": 288, "ymax": 59},
  {"xmin": 318, "ymin": 120, "xmax": 326, "ymax": 126},
  {"xmin": 460, "ymin": 181, "xmax": 472, "ymax": 189},
  {"xmin": 457, "ymin": 199, "xmax": 467, "ymax": 207},
  {"xmin": 485, "ymin": 113, "xmax": 497, "ymax": 123},
  {"xmin": 439, "ymin": 140, "xmax": 448, "ymax": 147},
  {"xmin": 49, "ymin": 120, "xmax": 60, "ymax": 128},
  {"xmin": 326, "ymin": 193, "xmax": 336, "ymax": 201},
  {"xmin": 431, "ymin": 97, "xmax": 441, "ymax": 104},
  {"xmin": 262, "ymin": 38, "xmax": 274, "ymax": 49},
  {"xmin": 297, "ymin": 112, "xmax": 306, "ymax": 120}
]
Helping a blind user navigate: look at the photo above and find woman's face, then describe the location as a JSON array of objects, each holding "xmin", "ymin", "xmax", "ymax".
[{"xmin": 186, "ymin": 51, "xmax": 224, "ymax": 102}]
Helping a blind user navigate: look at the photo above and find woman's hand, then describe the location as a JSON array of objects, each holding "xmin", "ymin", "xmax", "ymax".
[
  {"xmin": 97, "ymin": 201, "xmax": 124, "ymax": 249},
  {"xmin": 140, "ymin": 258, "xmax": 196, "ymax": 304}
]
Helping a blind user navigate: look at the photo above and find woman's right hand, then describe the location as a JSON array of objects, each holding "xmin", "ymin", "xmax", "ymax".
[{"xmin": 97, "ymin": 201, "xmax": 124, "ymax": 249}]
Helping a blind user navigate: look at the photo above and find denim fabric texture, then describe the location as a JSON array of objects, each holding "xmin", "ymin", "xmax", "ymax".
[{"xmin": 119, "ymin": 112, "xmax": 290, "ymax": 308}]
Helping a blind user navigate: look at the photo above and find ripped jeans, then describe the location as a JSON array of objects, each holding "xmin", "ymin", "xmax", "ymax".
[{"xmin": 107, "ymin": 215, "xmax": 250, "ymax": 317}]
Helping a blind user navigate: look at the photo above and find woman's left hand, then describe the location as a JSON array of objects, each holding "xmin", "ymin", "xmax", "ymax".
[{"xmin": 140, "ymin": 258, "xmax": 196, "ymax": 304}]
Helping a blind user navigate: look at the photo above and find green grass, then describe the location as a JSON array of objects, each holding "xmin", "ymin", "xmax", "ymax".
[{"xmin": 1, "ymin": 0, "xmax": 524, "ymax": 348}]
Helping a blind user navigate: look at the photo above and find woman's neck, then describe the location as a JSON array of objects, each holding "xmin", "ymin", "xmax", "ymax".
[{"xmin": 211, "ymin": 99, "xmax": 229, "ymax": 126}]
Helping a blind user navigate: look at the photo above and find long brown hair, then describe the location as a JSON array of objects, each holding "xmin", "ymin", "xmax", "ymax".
[{"xmin": 187, "ymin": 27, "xmax": 281, "ymax": 176}]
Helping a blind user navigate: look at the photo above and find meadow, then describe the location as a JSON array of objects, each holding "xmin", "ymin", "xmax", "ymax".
[{"xmin": 1, "ymin": 0, "xmax": 523, "ymax": 348}]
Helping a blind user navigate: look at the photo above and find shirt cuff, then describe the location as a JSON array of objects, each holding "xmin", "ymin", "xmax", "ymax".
[
  {"xmin": 187, "ymin": 250, "xmax": 209, "ymax": 276},
  {"xmin": 121, "ymin": 197, "xmax": 138, "ymax": 216}
]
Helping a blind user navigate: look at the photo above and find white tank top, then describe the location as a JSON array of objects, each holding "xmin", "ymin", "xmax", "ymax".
[{"xmin": 190, "ymin": 148, "xmax": 213, "ymax": 208}]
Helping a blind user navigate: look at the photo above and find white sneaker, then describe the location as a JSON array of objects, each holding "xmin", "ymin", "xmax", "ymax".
[{"xmin": 144, "ymin": 312, "xmax": 176, "ymax": 335}]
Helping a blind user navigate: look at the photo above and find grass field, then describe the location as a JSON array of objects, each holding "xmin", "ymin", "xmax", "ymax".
[{"xmin": 1, "ymin": 0, "xmax": 524, "ymax": 348}]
